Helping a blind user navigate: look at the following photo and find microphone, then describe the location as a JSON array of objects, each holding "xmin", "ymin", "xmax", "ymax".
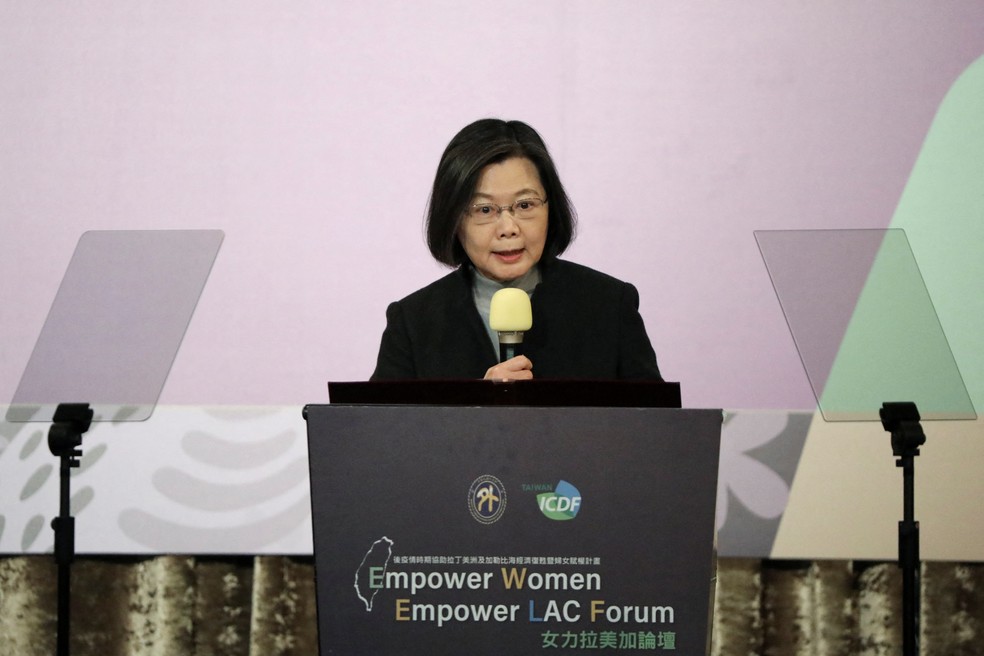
[{"xmin": 489, "ymin": 288, "xmax": 532, "ymax": 363}]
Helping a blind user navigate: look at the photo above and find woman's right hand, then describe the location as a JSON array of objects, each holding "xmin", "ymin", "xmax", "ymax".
[{"xmin": 484, "ymin": 356, "xmax": 533, "ymax": 381}]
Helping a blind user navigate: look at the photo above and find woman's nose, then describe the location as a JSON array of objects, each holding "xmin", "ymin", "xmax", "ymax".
[{"xmin": 496, "ymin": 212, "xmax": 520, "ymax": 237}]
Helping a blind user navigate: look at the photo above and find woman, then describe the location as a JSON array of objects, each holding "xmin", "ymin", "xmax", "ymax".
[{"xmin": 371, "ymin": 118, "xmax": 662, "ymax": 381}]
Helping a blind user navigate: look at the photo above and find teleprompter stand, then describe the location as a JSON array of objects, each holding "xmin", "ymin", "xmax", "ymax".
[
  {"xmin": 880, "ymin": 401, "xmax": 926, "ymax": 656},
  {"xmin": 5, "ymin": 230, "xmax": 223, "ymax": 656},
  {"xmin": 755, "ymin": 230, "xmax": 979, "ymax": 656},
  {"xmin": 47, "ymin": 403, "xmax": 94, "ymax": 656}
]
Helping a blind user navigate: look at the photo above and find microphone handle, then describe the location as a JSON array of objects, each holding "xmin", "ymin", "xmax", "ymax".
[
  {"xmin": 499, "ymin": 342, "xmax": 523, "ymax": 362},
  {"xmin": 497, "ymin": 331, "xmax": 525, "ymax": 362}
]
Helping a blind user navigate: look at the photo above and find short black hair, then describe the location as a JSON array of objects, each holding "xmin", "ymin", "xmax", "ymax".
[{"xmin": 425, "ymin": 119, "xmax": 577, "ymax": 267}]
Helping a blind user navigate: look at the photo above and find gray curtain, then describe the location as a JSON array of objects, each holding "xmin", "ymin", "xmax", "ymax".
[{"xmin": 1, "ymin": 556, "xmax": 981, "ymax": 655}]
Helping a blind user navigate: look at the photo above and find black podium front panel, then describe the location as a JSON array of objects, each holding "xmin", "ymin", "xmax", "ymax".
[{"xmin": 306, "ymin": 405, "xmax": 721, "ymax": 656}]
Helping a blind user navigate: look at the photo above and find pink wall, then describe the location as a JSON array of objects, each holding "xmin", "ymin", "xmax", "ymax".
[{"xmin": 2, "ymin": 1, "xmax": 982, "ymax": 410}]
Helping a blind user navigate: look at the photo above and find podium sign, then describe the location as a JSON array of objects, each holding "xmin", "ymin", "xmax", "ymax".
[{"xmin": 306, "ymin": 405, "xmax": 721, "ymax": 656}]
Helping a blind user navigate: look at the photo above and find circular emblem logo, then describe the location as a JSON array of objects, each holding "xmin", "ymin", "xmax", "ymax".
[{"xmin": 468, "ymin": 475, "xmax": 507, "ymax": 524}]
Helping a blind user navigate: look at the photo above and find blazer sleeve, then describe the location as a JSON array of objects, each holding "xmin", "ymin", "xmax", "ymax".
[
  {"xmin": 370, "ymin": 301, "xmax": 416, "ymax": 380},
  {"xmin": 616, "ymin": 282, "xmax": 663, "ymax": 381}
]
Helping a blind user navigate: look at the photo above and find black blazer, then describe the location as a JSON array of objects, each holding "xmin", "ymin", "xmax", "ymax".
[{"xmin": 371, "ymin": 259, "xmax": 662, "ymax": 381}]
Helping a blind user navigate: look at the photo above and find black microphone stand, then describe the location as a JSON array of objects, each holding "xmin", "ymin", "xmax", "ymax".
[
  {"xmin": 879, "ymin": 401, "xmax": 925, "ymax": 656},
  {"xmin": 47, "ymin": 403, "xmax": 93, "ymax": 656}
]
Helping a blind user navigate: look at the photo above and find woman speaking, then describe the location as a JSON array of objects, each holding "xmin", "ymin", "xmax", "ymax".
[{"xmin": 371, "ymin": 118, "xmax": 662, "ymax": 382}]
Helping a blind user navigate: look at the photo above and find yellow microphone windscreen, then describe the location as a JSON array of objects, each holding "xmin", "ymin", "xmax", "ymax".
[{"xmin": 489, "ymin": 288, "xmax": 532, "ymax": 332}]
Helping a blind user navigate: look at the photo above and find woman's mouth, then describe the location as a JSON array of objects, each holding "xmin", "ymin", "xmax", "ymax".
[{"xmin": 493, "ymin": 249, "xmax": 524, "ymax": 263}]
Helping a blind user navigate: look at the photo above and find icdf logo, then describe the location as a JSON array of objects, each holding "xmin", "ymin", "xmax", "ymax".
[
  {"xmin": 537, "ymin": 480, "xmax": 582, "ymax": 520},
  {"xmin": 468, "ymin": 475, "xmax": 507, "ymax": 524}
]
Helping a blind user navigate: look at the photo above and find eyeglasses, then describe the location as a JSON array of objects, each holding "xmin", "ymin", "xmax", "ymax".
[{"xmin": 466, "ymin": 197, "xmax": 547, "ymax": 225}]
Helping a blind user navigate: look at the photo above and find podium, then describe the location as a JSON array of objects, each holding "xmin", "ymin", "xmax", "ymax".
[{"xmin": 306, "ymin": 381, "xmax": 721, "ymax": 656}]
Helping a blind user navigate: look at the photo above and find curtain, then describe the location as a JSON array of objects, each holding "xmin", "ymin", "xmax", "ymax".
[{"xmin": 0, "ymin": 556, "xmax": 981, "ymax": 655}]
